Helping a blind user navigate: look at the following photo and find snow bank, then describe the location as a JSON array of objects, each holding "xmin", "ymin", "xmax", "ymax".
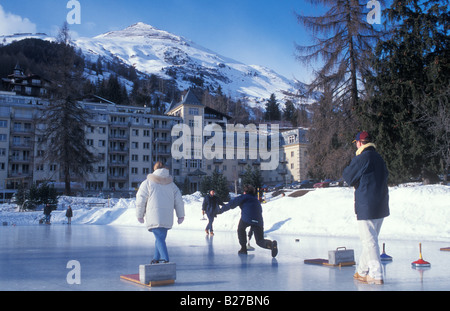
[{"xmin": 1, "ymin": 184, "xmax": 449, "ymax": 242}]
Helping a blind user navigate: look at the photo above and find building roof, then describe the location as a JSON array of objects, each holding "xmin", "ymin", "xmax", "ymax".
[
  {"xmin": 166, "ymin": 89, "xmax": 232, "ymax": 120},
  {"xmin": 281, "ymin": 128, "xmax": 309, "ymax": 145},
  {"xmin": 204, "ymin": 106, "xmax": 232, "ymax": 121},
  {"xmin": 166, "ymin": 89, "xmax": 202, "ymax": 114}
]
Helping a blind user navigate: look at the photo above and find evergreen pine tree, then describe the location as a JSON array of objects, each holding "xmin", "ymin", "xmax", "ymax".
[
  {"xmin": 264, "ymin": 93, "xmax": 281, "ymax": 121},
  {"xmin": 242, "ymin": 165, "xmax": 254, "ymax": 188},
  {"xmin": 14, "ymin": 183, "xmax": 27, "ymax": 209},
  {"xmin": 295, "ymin": 0, "xmax": 385, "ymax": 110},
  {"xmin": 295, "ymin": 0, "xmax": 386, "ymax": 179},
  {"xmin": 242, "ymin": 165, "xmax": 263, "ymax": 191},
  {"xmin": 40, "ymin": 23, "xmax": 99, "ymax": 195},
  {"xmin": 200, "ymin": 171, "xmax": 230, "ymax": 202},
  {"xmin": 37, "ymin": 182, "xmax": 58, "ymax": 206},
  {"xmin": 360, "ymin": 0, "xmax": 449, "ymax": 183},
  {"xmin": 283, "ymin": 100, "xmax": 298, "ymax": 127},
  {"xmin": 27, "ymin": 184, "xmax": 40, "ymax": 209}
]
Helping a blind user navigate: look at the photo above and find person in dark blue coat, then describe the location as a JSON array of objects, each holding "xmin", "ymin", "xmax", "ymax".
[
  {"xmin": 343, "ymin": 131, "xmax": 389, "ymax": 285},
  {"xmin": 220, "ymin": 185, "xmax": 278, "ymax": 257},
  {"xmin": 202, "ymin": 189, "xmax": 224, "ymax": 236}
]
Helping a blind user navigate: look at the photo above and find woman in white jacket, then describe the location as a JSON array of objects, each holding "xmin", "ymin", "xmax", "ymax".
[{"xmin": 136, "ymin": 162, "xmax": 185, "ymax": 264}]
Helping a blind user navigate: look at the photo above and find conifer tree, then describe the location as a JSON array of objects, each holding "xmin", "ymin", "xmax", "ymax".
[
  {"xmin": 360, "ymin": 0, "xmax": 449, "ymax": 183},
  {"xmin": 39, "ymin": 22, "xmax": 98, "ymax": 195},
  {"xmin": 264, "ymin": 93, "xmax": 281, "ymax": 121},
  {"xmin": 242, "ymin": 165, "xmax": 263, "ymax": 191},
  {"xmin": 200, "ymin": 171, "xmax": 230, "ymax": 202},
  {"xmin": 283, "ymin": 100, "xmax": 298, "ymax": 127},
  {"xmin": 295, "ymin": 0, "xmax": 385, "ymax": 110},
  {"xmin": 295, "ymin": 0, "xmax": 386, "ymax": 178}
]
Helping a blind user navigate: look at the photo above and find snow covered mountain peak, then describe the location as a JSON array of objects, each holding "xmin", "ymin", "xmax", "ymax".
[
  {"xmin": 75, "ymin": 22, "xmax": 313, "ymax": 105},
  {"xmin": 95, "ymin": 22, "xmax": 185, "ymax": 44}
]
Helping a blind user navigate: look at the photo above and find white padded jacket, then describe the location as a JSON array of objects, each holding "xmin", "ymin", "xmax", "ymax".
[{"xmin": 135, "ymin": 168, "xmax": 185, "ymax": 230}]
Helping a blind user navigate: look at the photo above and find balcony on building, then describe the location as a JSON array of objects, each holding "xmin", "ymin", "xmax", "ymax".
[
  {"xmin": 213, "ymin": 158, "xmax": 223, "ymax": 164},
  {"xmin": 108, "ymin": 174, "xmax": 128, "ymax": 181}
]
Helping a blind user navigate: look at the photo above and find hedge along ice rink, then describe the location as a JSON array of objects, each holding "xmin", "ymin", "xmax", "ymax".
[{"xmin": 1, "ymin": 184, "xmax": 449, "ymax": 242}]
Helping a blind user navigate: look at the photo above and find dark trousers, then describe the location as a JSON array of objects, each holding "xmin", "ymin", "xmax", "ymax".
[
  {"xmin": 205, "ymin": 215, "xmax": 214, "ymax": 232},
  {"xmin": 237, "ymin": 219, "xmax": 272, "ymax": 249}
]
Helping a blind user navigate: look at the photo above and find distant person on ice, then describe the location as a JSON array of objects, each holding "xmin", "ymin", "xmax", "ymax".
[
  {"xmin": 219, "ymin": 185, "xmax": 278, "ymax": 257},
  {"xmin": 65, "ymin": 205, "xmax": 73, "ymax": 224},
  {"xmin": 202, "ymin": 189, "xmax": 224, "ymax": 236},
  {"xmin": 343, "ymin": 131, "xmax": 390, "ymax": 285},
  {"xmin": 43, "ymin": 204, "xmax": 52, "ymax": 224},
  {"xmin": 136, "ymin": 161, "xmax": 185, "ymax": 264}
]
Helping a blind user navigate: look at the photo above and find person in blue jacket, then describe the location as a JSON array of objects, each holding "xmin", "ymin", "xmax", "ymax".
[
  {"xmin": 202, "ymin": 189, "xmax": 224, "ymax": 236},
  {"xmin": 343, "ymin": 131, "xmax": 389, "ymax": 285},
  {"xmin": 220, "ymin": 185, "xmax": 278, "ymax": 257}
]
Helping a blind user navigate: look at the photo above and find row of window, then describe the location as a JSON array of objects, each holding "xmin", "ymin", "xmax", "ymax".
[
  {"xmin": 26, "ymin": 164, "xmax": 152, "ymax": 176},
  {"xmin": 86, "ymin": 126, "xmax": 160, "ymax": 138},
  {"xmin": 0, "ymin": 120, "xmax": 169, "ymax": 137}
]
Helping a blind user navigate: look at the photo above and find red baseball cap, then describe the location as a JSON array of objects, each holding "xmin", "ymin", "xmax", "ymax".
[{"xmin": 353, "ymin": 131, "xmax": 371, "ymax": 143}]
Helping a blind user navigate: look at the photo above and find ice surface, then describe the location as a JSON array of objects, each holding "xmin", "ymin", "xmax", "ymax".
[
  {"xmin": 1, "ymin": 225, "xmax": 449, "ymax": 291},
  {"xmin": 1, "ymin": 184, "xmax": 449, "ymax": 293}
]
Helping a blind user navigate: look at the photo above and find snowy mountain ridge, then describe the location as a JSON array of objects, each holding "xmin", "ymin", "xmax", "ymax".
[
  {"xmin": 77, "ymin": 22, "xmax": 311, "ymax": 105},
  {"xmin": 1, "ymin": 23, "xmax": 317, "ymax": 106}
]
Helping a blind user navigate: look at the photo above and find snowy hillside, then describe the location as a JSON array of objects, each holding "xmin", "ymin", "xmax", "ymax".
[
  {"xmin": 1, "ymin": 23, "xmax": 318, "ymax": 106},
  {"xmin": 0, "ymin": 32, "xmax": 54, "ymax": 43},
  {"xmin": 75, "ymin": 22, "xmax": 310, "ymax": 105},
  {"xmin": 1, "ymin": 184, "xmax": 449, "ymax": 242}
]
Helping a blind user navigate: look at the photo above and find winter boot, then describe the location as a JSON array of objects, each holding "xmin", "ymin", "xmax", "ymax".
[
  {"xmin": 238, "ymin": 247, "xmax": 247, "ymax": 255},
  {"xmin": 353, "ymin": 272, "xmax": 367, "ymax": 282},
  {"xmin": 271, "ymin": 240, "xmax": 278, "ymax": 258}
]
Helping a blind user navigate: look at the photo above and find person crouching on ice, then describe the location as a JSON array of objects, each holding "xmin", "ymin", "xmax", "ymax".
[
  {"xmin": 219, "ymin": 185, "xmax": 278, "ymax": 257},
  {"xmin": 136, "ymin": 161, "xmax": 185, "ymax": 264}
]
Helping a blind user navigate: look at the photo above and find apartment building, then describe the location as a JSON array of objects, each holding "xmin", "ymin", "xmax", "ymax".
[
  {"xmin": 277, "ymin": 128, "xmax": 309, "ymax": 184},
  {"xmin": 167, "ymin": 90, "xmax": 310, "ymax": 192},
  {"xmin": 167, "ymin": 90, "xmax": 233, "ymax": 192},
  {"xmin": 72, "ymin": 95, "xmax": 180, "ymax": 195},
  {"xmin": 0, "ymin": 73, "xmax": 310, "ymax": 200},
  {"xmin": 0, "ymin": 91, "xmax": 41, "ymax": 201},
  {"xmin": 0, "ymin": 91, "xmax": 180, "ymax": 200},
  {"xmin": 1, "ymin": 64, "xmax": 50, "ymax": 97}
]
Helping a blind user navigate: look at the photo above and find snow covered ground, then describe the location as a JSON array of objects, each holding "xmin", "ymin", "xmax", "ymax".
[{"xmin": 1, "ymin": 183, "xmax": 449, "ymax": 242}]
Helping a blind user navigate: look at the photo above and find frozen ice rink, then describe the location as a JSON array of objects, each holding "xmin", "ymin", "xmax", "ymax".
[{"xmin": 1, "ymin": 224, "xmax": 449, "ymax": 292}]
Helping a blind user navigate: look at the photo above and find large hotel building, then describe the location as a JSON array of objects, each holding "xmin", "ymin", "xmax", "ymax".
[{"xmin": 0, "ymin": 67, "xmax": 309, "ymax": 201}]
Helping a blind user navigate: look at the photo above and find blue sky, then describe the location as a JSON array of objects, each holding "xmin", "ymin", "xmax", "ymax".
[{"xmin": 0, "ymin": 0, "xmax": 331, "ymax": 82}]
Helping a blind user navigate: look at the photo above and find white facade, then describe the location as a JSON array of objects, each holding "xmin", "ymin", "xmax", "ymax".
[
  {"xmin": 0, "ymin": 90, "xmax": 309, "ymax": 200},
  {"xmin": 167, "ymin": 90, "xmax": 310, "ymax": 192},
  {"xmin": 0, "ymin": 92, "xmax": 180, "ymax": 199}
]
